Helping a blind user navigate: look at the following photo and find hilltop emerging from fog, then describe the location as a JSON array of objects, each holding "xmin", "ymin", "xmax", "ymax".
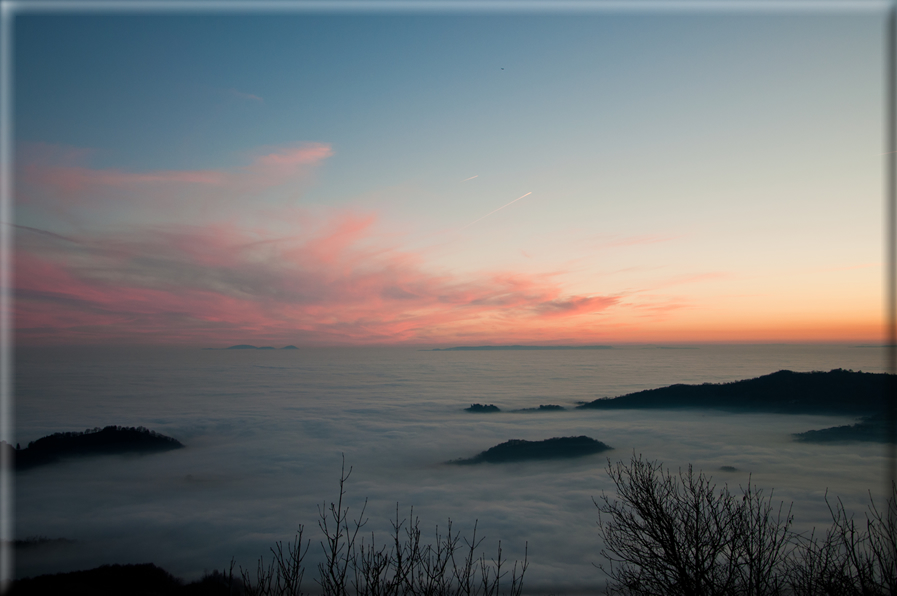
[
  {"xmin": 578, "ymin": 369, "xmax": 887, "ymax": 416},
  {"xmin": 8, "ymin": 426, "xmax": 184, "ymax": 470},
  {"xmin": 451, "ymin": 436, "xmax": 612, "ymax": 464}
]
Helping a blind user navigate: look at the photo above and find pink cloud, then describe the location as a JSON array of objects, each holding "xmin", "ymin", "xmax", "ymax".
[
  {"xmin": 14, "ymin": 212, "xmax": 626, "ymax": 346},
  {"xmin": 246, "ymin": 144, "xmax": 333, "ymax": 171},
  {"xmin": 16, "ymin": 142, "xmax": 333, "ymax": 210},
  {"xmin": 20, "ymin": 164, "xmax": 227, "ymax": 194}
]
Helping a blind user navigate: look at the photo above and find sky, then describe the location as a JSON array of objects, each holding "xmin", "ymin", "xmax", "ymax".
[{"xmin": 10, "ymin": 5, "xmax": 889, "ymax": 346}]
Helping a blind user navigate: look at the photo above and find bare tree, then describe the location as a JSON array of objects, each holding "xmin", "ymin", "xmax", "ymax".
[
  {"xmin": 239, "ymin": 455, "xmax": 527, "ymax": 596},
  {"xmin": 593, "ymin": 455, "xmax": 794, "ymax": 596},
  {"xmin": 241, "ymin": 528, "xmax": 309, "ymax": 596},
  {"xmin": 787, "ymin": 484, "xmax": 897, "ymax": 596},
  {"xmin": 317, "ymin": 457, "xmax": 367, "ymax": 596},
  {"xmin": 729, "ymin": 482, "xmax": 794, "ymax": 596}
]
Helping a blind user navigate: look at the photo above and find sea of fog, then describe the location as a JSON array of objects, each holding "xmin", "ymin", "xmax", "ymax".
[{"xmin": 12, "ymin": 344, "xmax": 893, "ymax": 593}]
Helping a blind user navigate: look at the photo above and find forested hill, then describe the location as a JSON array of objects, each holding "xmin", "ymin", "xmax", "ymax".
[
  {"xmin": 577, "ymin": 369, "xmax": 890, "ymax": 415},
  {"xmin": 9, "ymin": 426, "xmax": 184, "ymax": 470}
]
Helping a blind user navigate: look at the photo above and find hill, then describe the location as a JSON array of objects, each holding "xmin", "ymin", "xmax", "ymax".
[
  {"xmin": 451, "ymin": 436, "xmax": 612, "ymax": 464},
  {"xmin": 10, "ymin": 426, "xmax": 184, "ymax": 470},
  {"xmin": 517, "ymin": 404, "xmax": 566, "ymax": 412},
  {"xmin": 465, "ymin": 403, "xmax": 500, "ymax": 413},
  {"xmin": 9, "ymin": 563, "xmax": 233, "ymax": 595},
  {"xmin": 577, "ymin": 369, "xmax": 889, "ymax": 415},
  {"xmin": 793, "ymin": 416, "xmax": 893, "ymax": 443}
]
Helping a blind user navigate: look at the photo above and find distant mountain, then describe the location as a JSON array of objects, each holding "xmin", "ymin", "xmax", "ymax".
[
  {"xmin": 577, "ymin": 369, "xmax": 890, "ymax": 415},
  {"xmin": 9, "ymin": 426, "xmax": 184, "ymax": 470},
  {"xmin": 221, "ymin": 345, "xmax": 298, "ymax": 350},
  {"xmin": 451, "ymin": 436, "xmax": 612, "ymax": 464},
  {"xmin": 432, "ymin": 345, "xmax": 612, "ymax": 351}
]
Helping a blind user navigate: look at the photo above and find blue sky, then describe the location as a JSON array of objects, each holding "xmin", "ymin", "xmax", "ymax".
[{"xmin": 11, "ymin": 5, "xmax": 888, "ymax": 345}]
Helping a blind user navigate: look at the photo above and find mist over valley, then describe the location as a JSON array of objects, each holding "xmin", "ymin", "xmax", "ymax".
[{"xmin": 13, "ymin": 344, "xmax": 892, "ymax": 593}]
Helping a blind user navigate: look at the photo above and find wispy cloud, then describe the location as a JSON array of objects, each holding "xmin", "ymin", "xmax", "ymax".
[
  {"xmin": 16, "ymin": 141, "xmax": 857, "ymax": 346},
  {"xmin": 14, "ymin": 213, "xmax": 625, "ymax": 345},
  {"xmin": 16, "ymin": 142, "xmax": 333, "ymax": 218}
]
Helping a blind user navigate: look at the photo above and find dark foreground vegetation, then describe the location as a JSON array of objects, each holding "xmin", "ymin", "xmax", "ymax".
[
  {"xmin": 232, "ymin": 461, "xmax": 527, "ymax": 596},
  {"xmin": 595, "ymin": 455, "xmax": 897, "ymax": 596},
  {"xmin": 12, "ymin": 459, "xmax": 528, "ymax": 596},
  {"xmin": 579, "ymin": 369, "xmax": 888, "ymax": 415},
  {"xmin": 451, "ymin": 436, "xmax": 612, "ymax": 464},
  {"xmin": 9, "ymin": 563, "xmax": 233, "ymax": 595},
  {"xmin": 11, "ymin": 455, "xmax": 896, "ymax": 595},
  {"xmin": 6, "ymin": 426, "xmax": 184, "ymax": 470}
]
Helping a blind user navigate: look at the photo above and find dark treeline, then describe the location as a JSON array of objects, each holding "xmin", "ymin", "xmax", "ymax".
[{"xmin": 9, "ymin": 563, "xmax": 233, "ymax": 596}]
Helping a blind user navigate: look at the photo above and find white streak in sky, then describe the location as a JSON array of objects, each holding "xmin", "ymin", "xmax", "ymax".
[
  {"xmin": 464, "ymin": 192, "xmax": 532, "ymax": 228},
  {"xmin": 461, "ymin": 175, "xmax": 478, "ymax": 182}
]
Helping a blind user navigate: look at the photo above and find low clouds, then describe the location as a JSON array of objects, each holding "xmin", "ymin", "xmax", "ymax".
[{"xmin": 13, "ymin": 346, "xmax": 888, "ymax": 587}]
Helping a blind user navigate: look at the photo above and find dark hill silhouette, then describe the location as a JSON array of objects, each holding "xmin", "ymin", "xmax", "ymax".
[
  {"xmin": 517, "ymin": 404, "xmax": 566, "ymax": 412},
  {"xmin": 465, "ymin": 403, "xmax": 500, "ymax": 413},
  {"xmin": 9, "ymin": 563, "xmax": 235, "ymax": 595},
  {"xmin": 220, "ymin": 345, "xmax": 297, "ymax": 350},
  {"xmin": 10, "ymin": 426, "xmax": 184, "ymax": 470},
  {"xmin": 577, "ymin": 369, "xmax": 888, "ymax": 415},
  {"xmin": 793, "ymin": 416, "xmax": 893, "ymax": 443},
  {"xmin": 451, "ymin": 436, "xmax": 612, "ymax": 464}
]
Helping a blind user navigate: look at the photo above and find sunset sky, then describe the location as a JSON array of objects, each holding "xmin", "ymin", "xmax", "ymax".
[{"xmin": 11, "ymin": 5, "xmax": 888, "ymax": 346}]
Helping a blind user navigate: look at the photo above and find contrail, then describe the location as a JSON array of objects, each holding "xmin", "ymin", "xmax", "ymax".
[
  {"xmin": 464, "ymin": 192, "xmax": 532, "ymax": 228},
  {"xmin": 461, "ymin": 175, "xmax": 478, "ymax": 182}
]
